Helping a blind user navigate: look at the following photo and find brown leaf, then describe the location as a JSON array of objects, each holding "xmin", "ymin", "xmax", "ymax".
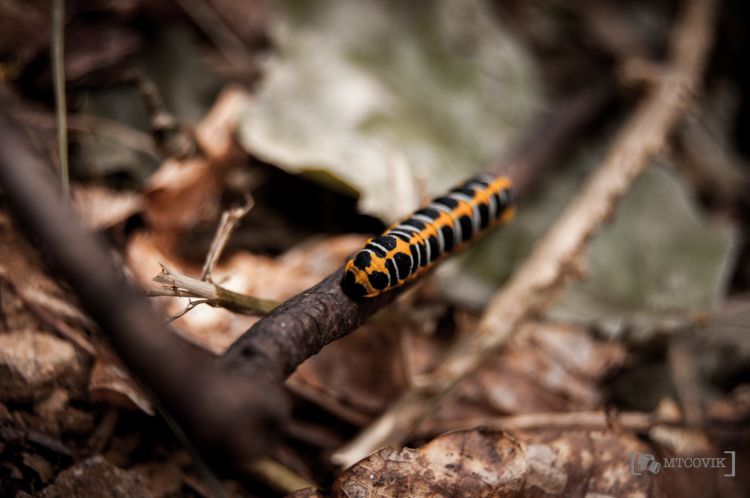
[
  {"xmin": 131, "ymin": 461, "xmax": 184, "ymax": 498},
  {"xmin": 89, "ymin": 348, "xmax": 154, "ymax": 415},
  {"xmin": 432, "ymin": 322, "xmax": 627, "ymax": 425},
  {"xmin": 290, "ymin": 323, "xmax": 406, "ymax": 418},
  {"xmin": 73, "ymin": 184, "xmax": 143, "ymax": 231},
  {"xmin": 0, "ymin": 212, "xmax": 96, "ymax": 354},
  {"xmin": 330, "ymin": 428, "xmax": 661, "ymax": 498},
  {"xmin": 0, "ymin": 330, "xmax": 81, "ymax": 402}
]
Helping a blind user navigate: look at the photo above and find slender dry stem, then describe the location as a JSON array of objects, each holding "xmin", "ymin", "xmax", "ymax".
[
  {"xmin": 152, "ymin": 264, "xmax": 278, "ymax": 316},
  {"xmin": 201, "ymin": 197, "xmax": 254, "ymax": 281},
  {"xmin": 415, "ymin": 410, "xmax": 684, "ymax": 437},
  {"xmin": 52, "ymin": 0, "xmax": 68, "ymax": 198}
]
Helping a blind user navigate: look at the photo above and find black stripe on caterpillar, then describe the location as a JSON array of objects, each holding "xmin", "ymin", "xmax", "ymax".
[{"xmin": 341, "ymin": 174, "xmax": 515, "ymax": 298}]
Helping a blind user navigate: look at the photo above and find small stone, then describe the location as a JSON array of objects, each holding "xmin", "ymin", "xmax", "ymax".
[
  {"xmin": 0, "ymin": 330, "xmax": 79, "ymax": 401},
  {"xmin": 37, "ymin": 455, "xmax": 147, "ymax": 498}
]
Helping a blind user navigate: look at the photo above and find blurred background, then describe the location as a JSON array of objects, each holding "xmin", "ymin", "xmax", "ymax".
[{"xmin": 1, "ymin": 0, "xmax": 749, "ymax": 496}]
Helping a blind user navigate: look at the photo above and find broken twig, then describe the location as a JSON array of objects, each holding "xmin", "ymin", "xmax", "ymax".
[
  {"xmin": 152, "ymin": 264, "xmax": 278, "ymax": 316},
  {"xmin": 201, "ymin": 198, "xmax": 254, "ymax": 281}
]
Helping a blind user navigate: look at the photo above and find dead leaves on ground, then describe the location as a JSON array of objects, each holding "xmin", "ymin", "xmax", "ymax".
[
  {"xmin": 289, "ymin": 319, "xmax": 628, "ymax": 435},
  {"xmin": 1, "ymin": 51, "xmax": 747, "ymax": 496},
  {"xmin": 295, "ymin": 425, "xmax": 745, "ymax": 498}
]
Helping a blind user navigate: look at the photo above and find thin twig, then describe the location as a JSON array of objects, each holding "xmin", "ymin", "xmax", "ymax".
[
  {"xmin": 415, "ymin": 409, "xmax": 684, "ymax": 437},
  {"xmin": 167, "ymin": 299, "xmax": 210, "ymax": 322},
  {"xmin": 16, "ymin": 110, "xmax": 158, "ymax": 158},
  {"xmin": 153, "ymin": 264, "xmax": 278, "ymax": 316},
  {"xmin": 332, "ymin": 0, "xmax": 720, "ymax": 468},
  {"xmin": 130, "ymin": 71, "xmax": 198, "ymax": 159},
  {"xmin": 176, "ymin": 0, "xmax": 254, "ymax": 71},
  {"xmin": 246, "ymin": 458, "xmax": 317, "ymax": 495},
  {"xmin": 52, "ymin": 0, "xmax": 68, "ymax": 198},
  {"xmin": 201, "ymin": 197, "xmax": 254, "ymax": 281}
]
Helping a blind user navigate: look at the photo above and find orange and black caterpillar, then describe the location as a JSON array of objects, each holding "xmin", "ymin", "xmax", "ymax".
[{"xmin": 341, "ymin": 173, "xmax": 515, "ymax": 298}]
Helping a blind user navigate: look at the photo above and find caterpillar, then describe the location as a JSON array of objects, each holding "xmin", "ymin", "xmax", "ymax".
[{"xmin": 341, "ymin": 173, "xmax": 515, "ymax": 298}]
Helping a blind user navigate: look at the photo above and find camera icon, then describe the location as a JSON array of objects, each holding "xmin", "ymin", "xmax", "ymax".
[{"xmin": 631, "ymin": 452, "xmax": 662, "ymax": 475}]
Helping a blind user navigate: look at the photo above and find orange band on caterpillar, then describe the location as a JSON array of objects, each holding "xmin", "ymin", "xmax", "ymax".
[{"xmin": 341, "ymin": 173, "xmax": 515, "ymax": 298}]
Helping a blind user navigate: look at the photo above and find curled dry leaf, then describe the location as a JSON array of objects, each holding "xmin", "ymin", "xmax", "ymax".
[
  {"xmin": 417, "ymin": 322, "xmax": 627, "ymax": 434},
  {"xmin": 320, "ymin": 428, "xmax": 661, "ymax": 498},
  {"xmin": 89, "ymin": 348, "xmax": 155, "ymax": 416},
  {"xmin": 473, "ymin": 323, "xmax": 627, "ymax": 413},
  {"xmin": 72, "ymin": 184, "xmax": 143, "ymax": 231}
]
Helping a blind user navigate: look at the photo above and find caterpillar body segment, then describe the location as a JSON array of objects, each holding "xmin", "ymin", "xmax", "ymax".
[{"xmin": 341, "ymin": 174, "xmax": 515, "ymax": 298}]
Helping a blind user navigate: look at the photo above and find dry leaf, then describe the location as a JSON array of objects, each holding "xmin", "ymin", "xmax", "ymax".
[
  {"xmin": 0, "ymin": 330, "xmax": 81, "ymax": 402},
  {"xmin": 444, "ymin": 322, "xmax": 627, "ymax": 421},
  {"xmin": 73, "ymin": 184, "xmax": 143, "ymax": 231},
  {"xmin": 89, "ymin": 348, "xmax": 154, "ymax": 415},
  {"xmin": 326, "ymin": 428, "xmax": 661, "ymax": 498},
  {"xmin": 290, "ymin": 323, "xmax": 406, "ymax": 417}
]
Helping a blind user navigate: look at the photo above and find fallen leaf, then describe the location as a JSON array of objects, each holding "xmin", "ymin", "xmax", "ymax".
[
  {"xmin": 89, "ymin": 348, "xmax": 154, "ymax": 416},
  {"xmin": 142, "ymin": 86, "xmax": 253, "ymax": 255},
  {"xmin": 290, "ymin": 323, "xmax": 406, "ymax": 417},
  {"xmin": 549, "ymin": 166, "xmax": 735, "ymax": 339},
  {"xmin": 73, "ymin": 184, "xmax": 143, "ymax": 231},
  {"xmin": 238, "ymin": 0, "xmax": 541, "ymax": 222},
  {"xmin": 424, "ymin": 322, "xmax": 628, "ymax": 428},
  {"xmin": 0, "ymin": 330, "xmax": 81, "ymax": 402},
  {"xmin": 327, "ymin": 428, "xmax": 661, "ymax": 498}
]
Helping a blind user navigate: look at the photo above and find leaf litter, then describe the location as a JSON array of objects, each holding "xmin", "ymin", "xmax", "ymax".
[{"xmin": 0, "ymin": 0, "xmax": 748, "ymax": 497}]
